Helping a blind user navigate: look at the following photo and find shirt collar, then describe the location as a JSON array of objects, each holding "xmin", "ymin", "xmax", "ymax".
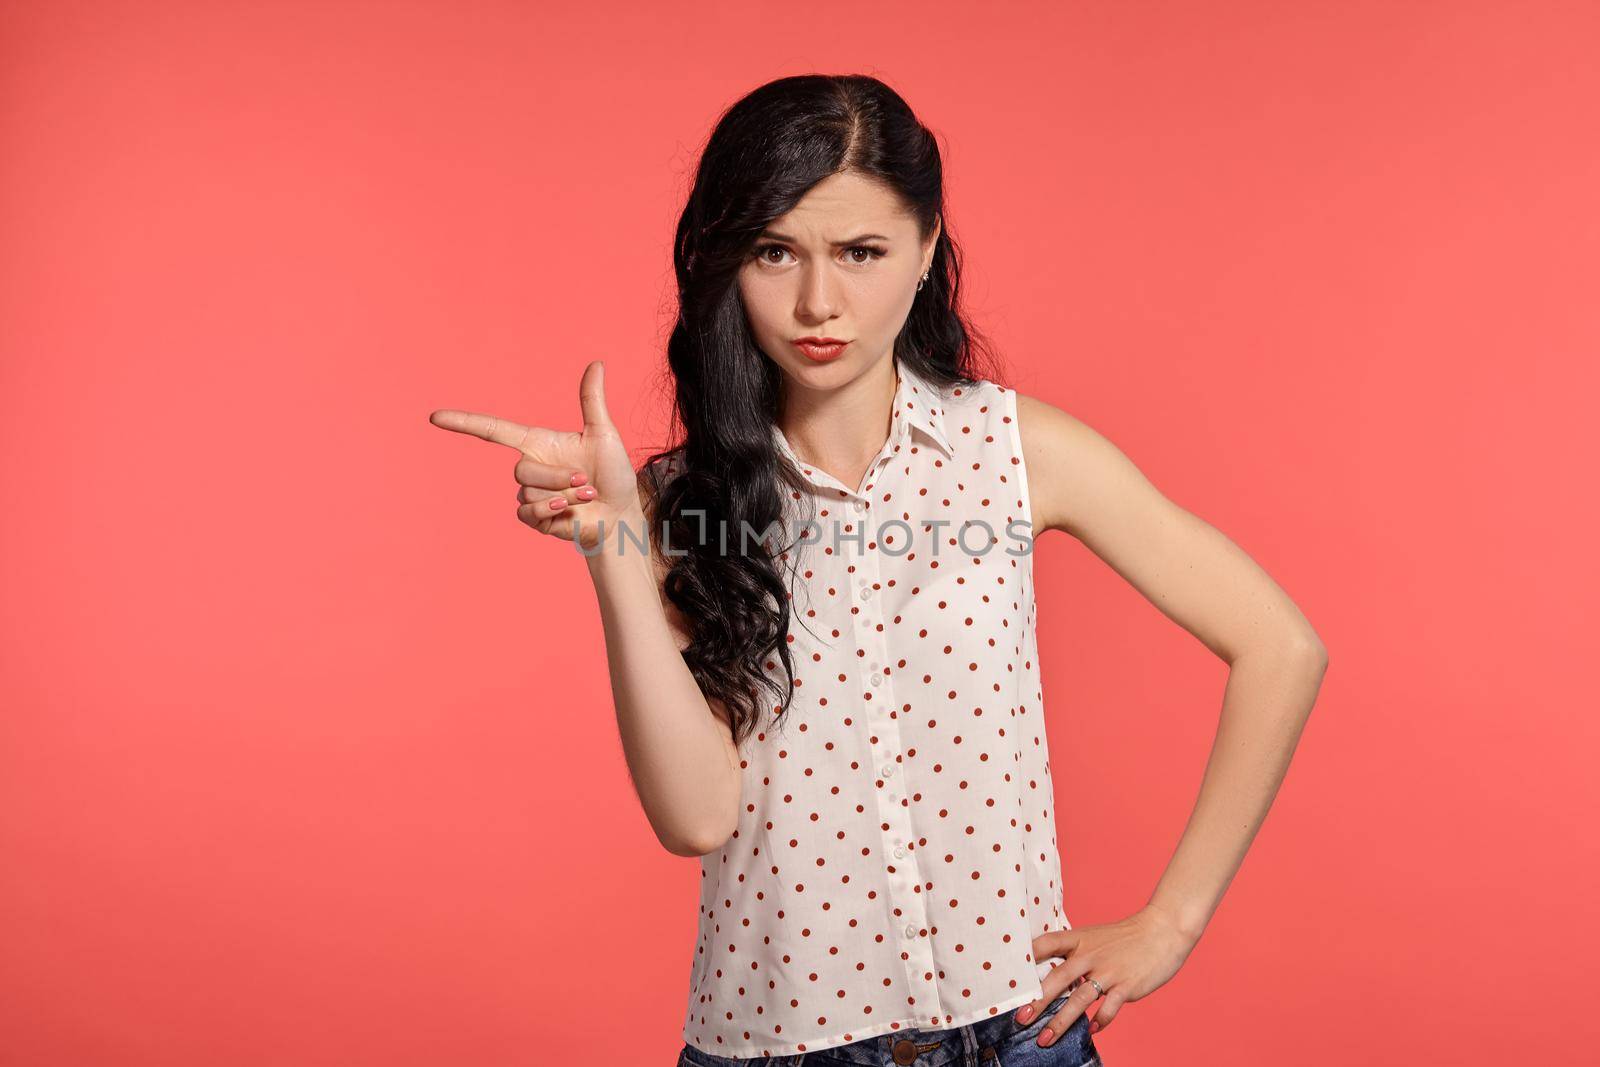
[
  {"xmin": 770, "ymin": 357, "xmax": 955, "ymax": 482},
  {"xmin": 892, "ymin": 358, "xmax": 955, "ymax": 457}
]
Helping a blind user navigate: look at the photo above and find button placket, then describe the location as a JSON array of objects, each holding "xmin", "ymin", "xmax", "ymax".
[{"xmin": 849, "ymin": 515, "xmax": 940, "ymax": 1014}]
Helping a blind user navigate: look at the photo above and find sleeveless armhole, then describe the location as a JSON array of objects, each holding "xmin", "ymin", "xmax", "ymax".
[{"xmin": 1003, "ymin": 385, "xmax": 1036, "ymax": 545}]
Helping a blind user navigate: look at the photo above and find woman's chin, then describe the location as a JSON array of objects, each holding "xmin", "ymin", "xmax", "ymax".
[{"xmin": 775, "ymin": 348, "xmax": 876, "ymax": 381}]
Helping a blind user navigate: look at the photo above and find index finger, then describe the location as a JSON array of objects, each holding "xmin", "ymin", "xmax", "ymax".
[{"xmin": 428, "ymin": 409, "xmax": 557, "ymax": 454}]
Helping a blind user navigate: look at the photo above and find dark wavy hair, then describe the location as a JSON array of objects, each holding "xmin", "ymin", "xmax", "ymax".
[{"xmin": 638, "ymin": 73, "xmax": 1003, "ymax": 748}]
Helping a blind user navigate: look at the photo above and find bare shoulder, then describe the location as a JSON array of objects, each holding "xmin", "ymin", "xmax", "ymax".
[
  {"xmin": 1013, "ymin": 391, "xmax": 1328, "ymax": 663},
  {"xmin": 1013, "ymin": 391, "xmax": 1159, "ymax": 540}
]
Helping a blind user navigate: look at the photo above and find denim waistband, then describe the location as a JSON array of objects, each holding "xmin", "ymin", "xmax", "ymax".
[{"xmin": 680, "ymin": 989, "xmax": 1078, "ymax": 1067}]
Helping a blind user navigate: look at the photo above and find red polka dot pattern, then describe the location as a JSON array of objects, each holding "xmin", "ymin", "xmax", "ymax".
[{"xmin": 681, "ymin": 359, "xmax": 1070, "ymax": 1059}]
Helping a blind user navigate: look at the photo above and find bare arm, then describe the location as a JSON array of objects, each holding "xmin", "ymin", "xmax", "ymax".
[
  {"xmin": 1017, "ymin": 392, "xmax": 1329, "ymax": 944},
  {"xmin": 430, "ymin": 362, "xmax": 741, "ymax": 860},
  {"xmin": 586, "ymin": 468, "xmax": 743, "ymax": 857}
]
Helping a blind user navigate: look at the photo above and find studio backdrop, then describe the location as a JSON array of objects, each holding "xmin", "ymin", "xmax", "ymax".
[{"xmin": 2, "ymin": 2, "xmax": 1594, "ymax": 1065}]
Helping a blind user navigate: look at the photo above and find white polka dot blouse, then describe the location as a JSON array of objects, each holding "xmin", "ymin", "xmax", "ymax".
[{"xmin": 679, "ymin": 357, "xmax": 1070, "ymax": 1059}]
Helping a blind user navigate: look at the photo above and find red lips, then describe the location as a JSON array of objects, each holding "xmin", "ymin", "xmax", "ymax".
[{"xmin": 793, "ymin": 338, "xmax": 850, "ymax": 362}]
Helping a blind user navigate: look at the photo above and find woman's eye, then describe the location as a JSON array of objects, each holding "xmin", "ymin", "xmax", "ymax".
[{"xmin": 753, "ymin": 244, "xmax": 887, "ymax": 265}]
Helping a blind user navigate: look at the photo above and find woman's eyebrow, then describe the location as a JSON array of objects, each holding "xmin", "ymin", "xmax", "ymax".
[{"xmin": 757, "ymin": 230, "xmax": 892, "ymax": 246}]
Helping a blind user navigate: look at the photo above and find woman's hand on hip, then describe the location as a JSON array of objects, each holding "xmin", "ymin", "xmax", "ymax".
[
  {"xmin": 1014, "ymin": 905, "xmax": 1201, "ymax": 1044},
  {"xmin": 429, "ymin": 360, "xmax": 642, "ymax": 551}
]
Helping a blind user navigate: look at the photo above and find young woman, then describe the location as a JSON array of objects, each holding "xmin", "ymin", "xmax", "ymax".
[{"xmin": 432, "ymin": 74, "xmax": 1327, "ymax": 1067}]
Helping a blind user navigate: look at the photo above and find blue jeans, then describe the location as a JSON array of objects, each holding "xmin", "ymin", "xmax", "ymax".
[{"xmin": 676, "ymin": 989, "xmax": 1104, "ymax": 1067}]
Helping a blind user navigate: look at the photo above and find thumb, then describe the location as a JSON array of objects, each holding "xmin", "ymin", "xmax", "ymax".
[{"xmin": 579, "ymin": 359, "xmax": 615, "ymax": 431}]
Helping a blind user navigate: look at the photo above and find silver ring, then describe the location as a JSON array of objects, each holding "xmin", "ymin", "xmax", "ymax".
[{"xmin": 1086, "ymin": 976, "xmax": 1105, "ymax": 997}]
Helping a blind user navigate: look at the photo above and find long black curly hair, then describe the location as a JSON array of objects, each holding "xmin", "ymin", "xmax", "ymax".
[{"xmin": 638, "ymin": 73, "xmax": 1002, "ymax": 748}]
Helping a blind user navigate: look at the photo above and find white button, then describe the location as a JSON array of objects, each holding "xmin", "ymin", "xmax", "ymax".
[
  {"xmin": 861, "ymin": 588, "xmax": 873, "ymax": 600},
  {"xmin": 882, "ymin": 764, "xmax": 894, "ymax": 777},
  {"xmin": 904, "ymin": 924, "xmax": 917, "ymax": 938},
  {"xmin": 855, "ymin": 499, "xmax": 868, "ymax": 512},
  {"xmin": 893, "ymin": 845, "xmax": 906, "ymax": 858},
  {"xmin": 870, "ymin": 673, "xmax": 882, "ymax": 687}
]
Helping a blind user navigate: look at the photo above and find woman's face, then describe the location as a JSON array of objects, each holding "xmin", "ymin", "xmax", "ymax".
[{"xmin": 737, "ymin": 170, "xmax": 940, "ymax": 389}]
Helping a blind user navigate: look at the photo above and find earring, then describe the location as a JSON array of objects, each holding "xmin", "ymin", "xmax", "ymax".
[{"xmin": 916, "ymin": 270, "xmax": 930, "ymax": 292}]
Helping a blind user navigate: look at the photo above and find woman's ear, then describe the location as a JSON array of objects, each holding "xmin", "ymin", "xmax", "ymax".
[{"xmin": 922, "ymin": 214, "xmax": 943, "ymax": 274}]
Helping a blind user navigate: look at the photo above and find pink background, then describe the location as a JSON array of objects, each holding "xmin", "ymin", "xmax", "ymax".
[{"xmin": 3, "ymin": 2, "xmax": 1595, "ymax": 1063}]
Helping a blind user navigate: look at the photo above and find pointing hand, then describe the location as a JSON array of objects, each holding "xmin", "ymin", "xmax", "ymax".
[{"xmin": 429, "ymin": 360, "xmax": 643, "ymax": 552}]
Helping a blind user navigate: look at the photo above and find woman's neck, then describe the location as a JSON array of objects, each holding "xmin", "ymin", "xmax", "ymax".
[{"xmin": 777, "ymin": 358, "xmax": 900, "ymax": 490}]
